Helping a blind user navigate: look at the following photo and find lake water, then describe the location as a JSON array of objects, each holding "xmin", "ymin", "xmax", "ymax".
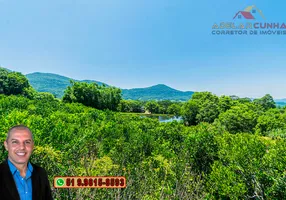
[
  {"xmin": 159, "ymin": 115, "xmax": 182, "ymax": 123},
  {"xmin": 140, "ymin": 115, "xmax": 182, "ymax": 123}
]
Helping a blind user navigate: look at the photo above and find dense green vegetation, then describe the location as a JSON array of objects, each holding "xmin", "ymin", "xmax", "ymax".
[
  {"xmin": 1, "ymin": 68, "xmax": 286, "ymax": 199},
  {"xmin": 117, "ymin": 99, "xmax": 183, "ymax": 116},
  {"xmin": 63, "ymin": 80, "xmax": 121, "ymax": 111},
  {"xmin": 0, "ymin": 68, "xmax": 31, "ymax": 96}
]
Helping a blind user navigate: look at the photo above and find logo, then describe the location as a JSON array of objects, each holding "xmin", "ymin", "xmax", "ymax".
[
  {"xmin": 56, "ymin": 178, "xmax": 65, "ymax": 187},
  {"xmin": 233, "ymin": 5, "xmax": 265, "ymax": 20},
  {"xmin": 212, "ymin": 5, "xmax": 286, "ymax": 35}
]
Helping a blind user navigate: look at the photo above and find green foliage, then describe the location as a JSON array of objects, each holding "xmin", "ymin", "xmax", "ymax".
[
  {"xmin": 254, "ymin": 94, "xmax": 276, "ymax": 110},
  {"xmin": 145, "ymin": 100, "xmax": 160, "ymax": 113},
  {"xmin": 238, "ymin": 97, "xmax": 252, "ymax": 103},
  {"xmin": 218, "ymin": 95, "xmax": 233, "ymax": 113},
  {"xmin": 181, "ymin": 100, "xmax": 199, "ymax": 126},
  {"xmin": 208, "ymin": 162, "xmax": 247, "ymax": 199},
  {"xmin": 1, "ymin": 93, "xmax": 286, "ymax": 199},
  {"xmin": 117, "ymin": 99, "xmax": 143, "ymax": 113},
  {"xmin": 0, "ymin": 68, "xmax": 30, "ymax": 96},
  {"xmin": 157, "ymin": 100, "xmax": 173, "ymax": 114},
  {"xmin": 182, "ymin": 92, "xmax": 220, "ymax": 125},
  {"xmin": 63, "ymin": 80, "xmax": 121, "ymax": 111},
  {"xmin": 118, "ymin": 99, "xmax": 183, "ymax": 116},
  {"xmin": 267, "ymin": 128, "xmax": 286, "ymax": 139},
  {"xmin": 26, "ymin": 72, "xmax": 194, "ymax": 100},
  {"xmin": 217, "ymin": 103, "xmax": 259, "ymax": 134},
  {"xmin": 261, "ymin": 139, "xmax": 286, "ymax": 198},
  {"xmin": 34, "ymin": 92, "xmax": 57, "ymax": 101},
  {"xmin": 208, "ymin": 133, "xmax": 267, "ymax": 199},
  {"xmin": 196, "ymin": 100, "xmax": 219, "ymax": 123},
  {"xmin": 191, "ymin": 92, "xmax": 219, "ymax": 103},
  {"xmin": 185, "ymin": 123, "xmax": 219, "ymax": 173},
  {"xmin": 167, "ymin": 103, "xmax": 181, "ymax": 116},
  {"xmin": 26, "ymin": 72, "xmax": 106, "ymax": 98},
  {"xmin": 0, "ymin": 68, "xmax": 9, "ymax": 94},
  {"xmin": 255, "ymin": 108, "xmax": 286, "ymax": 135}
]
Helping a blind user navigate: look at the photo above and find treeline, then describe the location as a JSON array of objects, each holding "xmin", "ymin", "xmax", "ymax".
[
  {"xmin": 0, "ymin": 67, "xmax": 183, "ymax": 115},
  {"xmin": 1, "ymin": 67, "xmax": 286, "ymax": 199},
  {"xmin": 0, "ymin": 67, "xmax": 283, "ymax": 117},
  {"xmin": 181, "ymin": 92, "xmax": 286, "ymax": 136},
  {"xmin": 117, "ymin": 100, "xmax": 182, "ymax": 115},
  {"xmin": 63, "ymin": 80, "xmax": 121, "ymax": 111}
]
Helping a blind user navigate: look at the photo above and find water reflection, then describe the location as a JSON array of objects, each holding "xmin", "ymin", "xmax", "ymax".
[
  {"xmin": 140, "ymin": 115, "xmax": 182, "ymax": 123},
  {"xmin": 158, "ymin": 116, "xmax": 182, "ymax": 123}
]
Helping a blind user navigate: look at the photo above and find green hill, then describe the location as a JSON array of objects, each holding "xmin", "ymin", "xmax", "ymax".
[
  {"xmin": 3, "ymin": 67, "xmax": 286, "ymax": 104},
  {"xmin": 26, "ymin": 72, "xmax": 195, "ymax": 100},
  {"xmin": 26, "ymin": 72, "xmax": 106, "ymax": 98},
  {"xmin": 122, "ymin": 84, "xmax": 194, "ymax": 101},
  {"xmin": 275, "ymin": 99, "xmax": 286, "ymax": 107}
]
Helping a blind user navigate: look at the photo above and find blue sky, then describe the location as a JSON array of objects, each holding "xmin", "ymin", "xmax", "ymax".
[{"xmin": 1, "ymin": 0, "xmax": 286, "ymax": 99}]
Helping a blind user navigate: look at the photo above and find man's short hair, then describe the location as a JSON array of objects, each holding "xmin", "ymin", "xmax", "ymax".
[{"xmin": 6, "ymin": 125, "xmax": 34, "ymax": 141}]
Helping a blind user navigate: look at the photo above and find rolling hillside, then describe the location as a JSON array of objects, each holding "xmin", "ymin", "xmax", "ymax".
[
  {"xmin": 26, "ymin": 72, "xmax": 194, "ymax": 100},
  {"xmin": 26, "ymin": 72, "xmax": 106, "ymax": 98},
  {"xmin": 3, "ymin": 69, "xmax": 283, "ymax": 103},
  {"xmin": 122, "ymin": 84, "xmax": 194, "ymax": 101}
]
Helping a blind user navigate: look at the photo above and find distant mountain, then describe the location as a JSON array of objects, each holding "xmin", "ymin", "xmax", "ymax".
[
  {"xmin": 25, "ymin": 72, "xmax": 194, "ymax": 100},
  {"xmin": 276, "ymin": 102, "xmax": 286, "ymax": 107},
  {"xmin": 275, "ymin": 98, "xmax": 286, "ymax": 103},
  {"xmin": 6, "ymin": 67, "xmax": 286, "ymax": 102},
  {"xmin": 274, "ymin": 99, "xmax": 286, "ymax": 107},
  {"xmin": 13, "ymin": 70, "xmax": 285, "ymax": 103},
  {"xmin": 26, "ymin": 72, "xmax": 106, "ymax": 98},
  {"xmin": 121, "ymin": 84, "xmax": 194, "ymax": 101}
]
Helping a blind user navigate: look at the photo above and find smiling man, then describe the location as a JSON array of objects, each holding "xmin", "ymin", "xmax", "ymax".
[{"xmin": 0, "ymin": 125, "xmax": 53, "ymax": 200}]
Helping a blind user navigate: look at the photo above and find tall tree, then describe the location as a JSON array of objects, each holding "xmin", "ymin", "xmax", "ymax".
[
  {"xmin": 254, "ymin": 94, "xmax": 276, "ymax": 110},
  {"xmin": 145, "ymin": 100, "xmax": 159, "ymax": 113},
  {"xmin": 217, "ymin": 103, "xmax": 258, "ymax": 134},
  {"xmin": 181, "ymin": 100, "xmax": 199, "ymax": 126},
  {"xmin": 63, "ymin": 80, "xmax": 121, "ymax": 110},
  {"xmin": 182, "ymin": 92, "xmax": 220, "ymax": 125},
  {"xmin": 0, "ymin": 68, "xmax": 31, "ymax": 96}
]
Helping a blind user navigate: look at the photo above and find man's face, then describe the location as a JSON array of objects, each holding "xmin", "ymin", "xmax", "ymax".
[{"xmin": 4, "ymin": 129, "xmax": 34, "ymax": 167}]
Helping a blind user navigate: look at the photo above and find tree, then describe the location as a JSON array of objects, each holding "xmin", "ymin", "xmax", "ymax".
[
  {"xmin": 255, "ymin": 108, "xmax": 286, "ymax": 135},
  {"xmin": 145, "ymin": 100, "xmax": 159, "ymax": 113},
  {"xmin": 157, "ymin": 100, "xmax": 173, "ymax": 114},
  {"xmin": 238, "ymin": 97, "xmax": 252, "ymax": 103},
  {"xmin": 118, "ymin": 100, "xmax": 144, "ymax": 113},
  {"xmin": 63, "ymin": 80, "xmax": 100, "ymax": 108},
  {"xmin": 0, "ymin": 68, "xmax": 9, "ymax": 94},
  {"xmin": 167, "ymin": 103, "xmax": 181, "ymax": 116},
  {"xmin": 218, "ymin": 95, "xmax": 233, "ymax": 113},
  {"xmin": 99, "ymin": 85, "xmax": 122, "ymax": 110},
  {"xmin": 254, "ymin": 94, "xmax": 276, "ymax": 110},
  {"xmin": 117, "ymin": 100, "xmax": 132, "ymax": 112},
  {"xmin": 191, "ymin": 91, "xmax": 219, "ymax": 103},
  {"xmin": 0, "ymin": 68, "xmax": 30, "ymax": 96},
  {"xmin": 196, "ymin": 100, "xmax": 219, "ymax": 123},
  {"xmin": 181, "ymin": 100, "xmax": 199, "ymax": 126},
  {"xmin": 63, "ymin": 81, "xmax": 121, "ymax": 111},
  {"xmin": 130, "ymin": 100, "xmax": 144, "ymax": 113},
  {"xmin": 217, "ymin": 103, "xmax": 258, "ymax": 134},
  {"xmin": 182, "ymin": 92, "xmax": 220, "ymax": 125}
]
